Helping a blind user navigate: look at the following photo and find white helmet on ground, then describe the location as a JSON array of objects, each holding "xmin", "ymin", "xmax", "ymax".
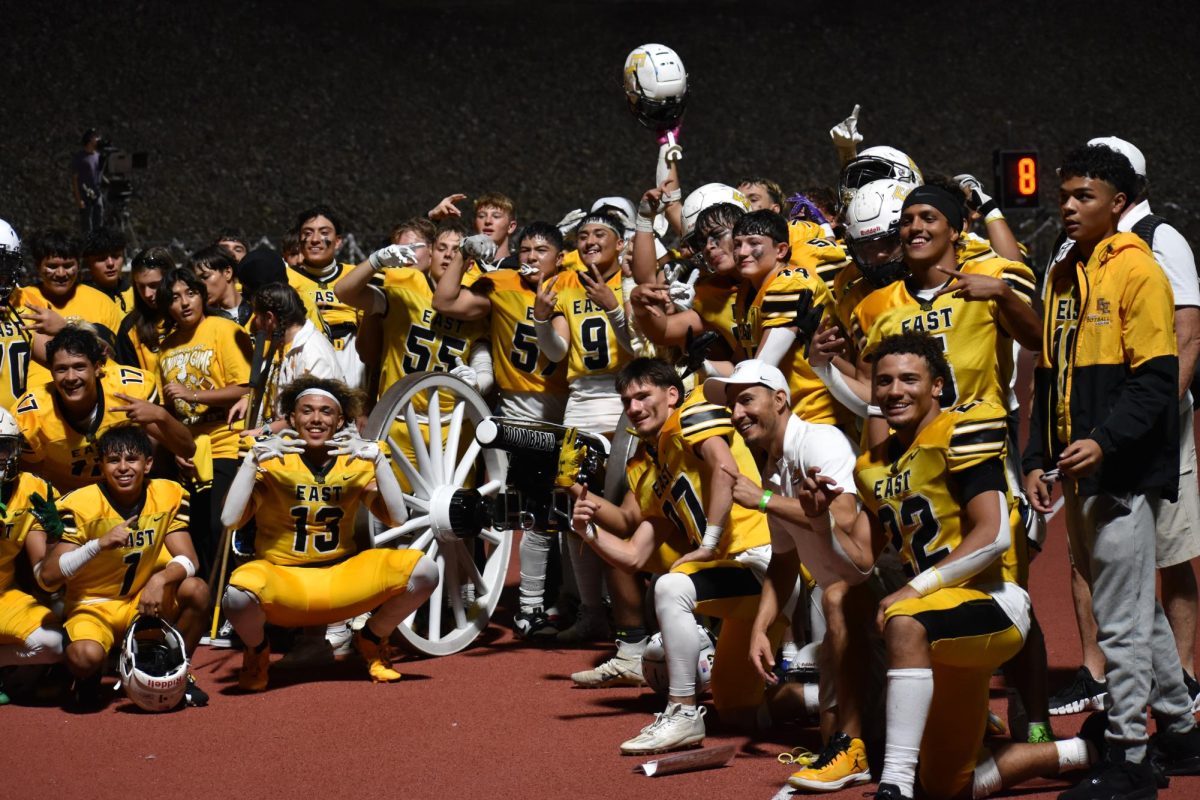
[
  {"xmin": 119, "ymin": 616, "xmax": 190, "ymax": 712},
  {"xmin": 640, "ymin": 624, "xmax": 716, "ymax": 697},
  {"xmin": 844, "ymin": 178, "xmax": 914, "ymax": 289},
  {"xmin": 0, "ymin": 407, "xmax": 18, "ymax": 484},
  {"xmin": 623, "ymin": 44, "xmax": 688, "ymax": 132},
  {"xmin": 838, "ymin": 146, "xmax": 923, "ymax": 211},
  {"xmin": 681, "ymin": 183, "xmax": 750, "ymax": 239}
]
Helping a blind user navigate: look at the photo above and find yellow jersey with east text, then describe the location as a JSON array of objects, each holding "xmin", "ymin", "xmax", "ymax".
[
  {"xmin": 476, "ymin": 269, "xmax": 566, "ymax": 396},
  {"xmin": 552, "ymin": 269, "xmax": 633, "ymax": 382},
  {"xmin": 0, "ymin": 473, "xmax": 54, "ymax": 591}
]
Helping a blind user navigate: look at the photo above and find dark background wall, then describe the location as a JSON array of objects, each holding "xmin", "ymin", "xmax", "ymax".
[{"xmin": 3, "ymin": 0, "xmax": 1198, "ymax": 255}]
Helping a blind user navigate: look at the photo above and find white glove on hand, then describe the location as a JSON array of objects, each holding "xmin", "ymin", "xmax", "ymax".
[
  {"xmin": 954, "ymin": 173, "xmax": 993, "ymax": 209},
  {"xmin": 450, "ymin": 357, "xmax": 479, "ymax": 390},
  {"xmin": 460, "ymin": 234, "xmax": 498, "ymax": 264},
  {"xmin": 668, "ymin": 270, "xmax": 700, "ymax": 312},
  {"xmin": 369, "ymin": 244, "xmax": 420, "ymax": 271},
  {"xmin": 556, "ymin": 209, "xmax": 586, "ymax": 237},
  {"xmin": 251, "ymin": 429, "xmax": 306, "ymax": 463},
  {"xmin": 660, "ymin": 261, "xmax": 689, "ymax": 286},
  {"xmin": 327, "ymin": 427, "xmax": 382, "ymax": 463},
  {"xmin": 829, "ymin": 104, "xmax": 863, "ymax": 149}
]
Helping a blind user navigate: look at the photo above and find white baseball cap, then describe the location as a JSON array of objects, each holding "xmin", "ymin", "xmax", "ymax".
[
  {"xmin": 1088, "ymin": 136, "xmax": 1147, "ymax": 178},
  {"xmin": 591, "ymin": 196, "xmax": 636, "ymax": 227},
  {"xmin": 702, "ymin": 359, "xmax": 791, "ymax": 407}
]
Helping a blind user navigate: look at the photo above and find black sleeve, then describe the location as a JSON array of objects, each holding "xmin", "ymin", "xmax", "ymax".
[{"xmin": 955, "ymin": 457, "xmax": 1007, "ymax": 505}]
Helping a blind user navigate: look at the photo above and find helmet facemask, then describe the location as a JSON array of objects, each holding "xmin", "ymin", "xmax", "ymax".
[{"xmin": 848, "ymin": 228, "xmax": 909, "ymax": 289}]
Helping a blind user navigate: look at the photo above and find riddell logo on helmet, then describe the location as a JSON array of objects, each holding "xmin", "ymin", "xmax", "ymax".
[{"xmin": 861, "ymin": 225, "xmax": 883, "ymax": 236}]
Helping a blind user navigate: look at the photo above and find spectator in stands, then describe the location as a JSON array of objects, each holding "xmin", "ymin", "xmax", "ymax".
[
  {"xmin": 116, "ymin": 247, "xmax": 174, "ymax": 376},
  {"xmin": 216, "ymin": 229, "xmax": 249, "ymax": 262},
  {"xmin": 81, "ymin": 228, "xmax": 131, "ymax": 312}
]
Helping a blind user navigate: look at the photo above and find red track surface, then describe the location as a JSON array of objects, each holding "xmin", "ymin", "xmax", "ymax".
[{"xmin": 3, "ymin": 507, "xmax": 1197, "ymax": 800}]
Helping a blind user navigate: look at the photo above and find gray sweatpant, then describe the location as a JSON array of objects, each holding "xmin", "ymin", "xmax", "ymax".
[{"xmin": 1065, "ymin": 484, "xmax": 1195, "ymax": 762}]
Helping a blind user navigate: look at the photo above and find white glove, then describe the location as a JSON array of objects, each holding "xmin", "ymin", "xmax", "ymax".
[
  {"xmin": 368, "ymin": 244, "xmax": 420, "ymax": 271},
  {"xmin": 460, "ymin": 234, "xmax": 498, "ymax": 264},
  {"xmin": 660, "ymin": 261, "xmax": 690, "ymax": 286},
  {"xmin": 556, "ymin": 209, "xmax": 586, "ymax": 237},
  {"xmin": 668, "ymin": 270, "xmax": 700, "ymax": 312},
  {"xmin": 954, "ymin": 173, "xmax": 994, "ymax": 210},
  {"xmin": 327, "ymin": 427, "xmax": 382, "ymax": 463},
  {"xmin": 450, "ymin": 357, "xmax": 479, "ymax": 390},
  {"xmin": 251, "ymin": 429, "xmax": 306, "ymax": 463},
  {"xmin": 830, "ymin": 104, "xmax": 863, "ymax": 150}
]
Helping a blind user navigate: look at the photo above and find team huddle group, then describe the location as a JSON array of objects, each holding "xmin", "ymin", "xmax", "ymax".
[{"xmin": 1, "ymin": 105, "xmax": 1199, "ymax": 800}]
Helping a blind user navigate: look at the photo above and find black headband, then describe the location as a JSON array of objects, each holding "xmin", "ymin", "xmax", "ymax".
[{"xmin": 902, "ymin": 185, "xmax": 965, "ymax": 232}]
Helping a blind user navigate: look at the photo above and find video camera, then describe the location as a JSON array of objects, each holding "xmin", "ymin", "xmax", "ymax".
[
  {"xmin": 99, "ymin": 141, "xmax": 149, "ymax": 205},
  {"xmin": 428, "ymin": 418, "xmax": 612, "ymax": 539}
]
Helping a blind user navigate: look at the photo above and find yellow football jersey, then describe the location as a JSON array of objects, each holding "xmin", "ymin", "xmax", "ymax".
[
  {"xmin": 639, "ymin": 389, "xmax": 770, "ymax": 558},
  {"xmin": 476, "ymin": 269, "xmax": 567, "ymax": 396},
  {"xmin": 158, "ymin": 315, "xmax": 252, "ymax": 460},
  {"xmin": 788, "ymin": 229, "xmax": 852, "ymax": 292},
  {"xmin": 735, "ymin": 265, "xmax": 840, "ymax": 425},
  {"xmin": 852, "ymin": 258, "xmax": 1037, "ymax": 409},
  {"xmin": 378, "ymin": 268, "xmax": 489, "ymax": 401},
  {"xmin": 855, "ymin": 401, "xmax": 1018, "ymax": 585},
  {"xmin": 16, "ymin": 365, "xmax": 159, "ymax": 492},
  {"xmin": 692, "ymin": 274, "xmax": 746, "ymax": 361},
  {"xmin": 58, "ymin": 479, "xmax": 190, "ymax": 605},
  {"xmin": 16, "ymin": 285, "xmax": 124, "ymax": 389},
  {"xmin": 0, "ymin": 473, "xmax": 54, "ymax": 592},
  {"xmin": 0, "ymin": 305, "xmax": 32, "ymax": 412},
  {"xmin": 287, "ymin": 263, "xmax": 362, "ymax": 331},
  {"xmin": 551, "ymin": 269, "xmax": 633, "ymax": 381},
  {"xmin": 830, "ymin": 262, "xmax": 875, "ymax": 336},
  {"xmin": 242, "ymin": 453, "xmax": 376, "ymax": 567}
]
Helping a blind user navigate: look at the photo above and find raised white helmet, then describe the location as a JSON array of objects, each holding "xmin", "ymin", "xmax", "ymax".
[
  {"xmin": 681, "ymin": 182, "xmax": 750, "ymax": 239},
  {"xmin": 0, "ymin": 407, "xmax": 18, "ymax": 484},
  {"xmin": 640, "ymin": 624, "xmax": 716, "ymax": 697},
  {"xmin": 838, "ymin": 145, "xmax": 923, "ymax": 210},
  {"xmin": 844, "ymin": 178, "xmax": 914, "ymax": 289},
  {"xmin": 119, "ymin": 616, "xmax": 189, "ymax": 712},
  {"xmin": 623, "ymin": 44, "xmax": 688, "ymax": 131}
]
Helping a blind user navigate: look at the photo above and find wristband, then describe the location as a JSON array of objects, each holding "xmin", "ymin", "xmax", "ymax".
[
  {"xmin": 583, "ymin": 522, "xmax": 597, "ymax": 542},
  {"xmin": 662, "ymin": 188, "xmax": 682, "ymax": 204},
  {"xmin": 984, "ymin": 207, "xmax": 1006, "ymax": 224},
  {"xmin": 908, "ymin": 567, "xmax": 943, "ymax": 597},
  {"xmin": 977, "ymin": 198, "xmax": 998, "ymax": 217},
  {"xmin": 867, "ymin": 405, "xmax": 884, "ymax": 418},
  {"xmin": 701, "ymin": 524, "xmax": 724, "ymax": 550},
  {"xmin": 759, "ymin": 490, "xmax": 774, "ymax": 512},
  {"xmin": 169, "ymin": 554, "xmax": 197, "ymax": 579},
  {"xmin": 635, "ymin": 215, "xmax": 656, "ymax": 233}
]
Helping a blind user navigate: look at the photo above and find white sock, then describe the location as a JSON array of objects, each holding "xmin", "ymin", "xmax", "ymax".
[
  {"xmin": 518, "ymin": 530, "xmax": 553, "ymax": 611},
  {"xmin": 972, "ymin": 754, "xmax": 1002, "ymax": 799},
  {"xmin": 1055, "ymin": 737, "xmax": 1094, "ymax": 771},
  {"xmin": 881, "ymin": 667, "xmax": 934, "ymax": 798}
]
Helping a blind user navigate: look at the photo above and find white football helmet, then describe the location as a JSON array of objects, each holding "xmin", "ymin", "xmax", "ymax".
[
  {"xmin": 681, "ymin": 182, "xmax": 750, "ymax": 239},
  {"xmin": 844, "ymin": 178, "xmax": 913, "ymax": 288},
  {"xmin": 0, "ymin": 407, "xmax": 18, "ymax": 484},
  {"xmin": 623, "ymin": 44, "xmax": 688, "ymax": 131},
  {"xmin": 640, "ymin": 624, "xmax": 716, "ymax": 697},
  {"xmin": 838, "ymin": 145, "xmax": 923, "ymax": 211},
  {"xmin": 0, "ymin": 218, "xmax": 21, "ymax": 298},
  {"xmin": 119, "ymin": 616, "xmax": 190, "ymax": 712}
]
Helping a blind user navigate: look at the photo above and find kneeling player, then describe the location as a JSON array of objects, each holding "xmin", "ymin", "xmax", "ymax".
[
  {"xmin": 39, "ymin": 425, "xmax": 210, "ymax": 708},
  {"xmin": 219, "ymin": 377, "xmax": 436, "ymax": 691},
  {"xmin": 843, "ymin": 334, "xmax": 1094, "ymax": 800}
]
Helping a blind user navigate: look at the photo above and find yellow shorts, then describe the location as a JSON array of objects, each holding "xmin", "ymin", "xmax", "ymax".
[
  {"xmin": 669, "ymin": 556, "xmax": 778, "ymax": 715},
  {"xmin": 0, "ymin": 587, "xmax": 58, "ymax": 644},
  {"xmin": 229, "ymin": 548, "xmax": 422, "ymax": 629},
  {"xmin": 65, "ymin": 586, "xmax": 179, "ymax": 653},
  {"xmin": 884, "ymin": 587, "xmax": 1024, "ymax": 799}
]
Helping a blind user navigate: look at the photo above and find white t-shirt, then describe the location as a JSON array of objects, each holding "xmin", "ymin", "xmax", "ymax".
[
  {"xmin": 269, "ymin": 320, "xmax": 343, "ymax": 415},
  {"xmin": 764, "ymin": 414, "xmax": 868, "ymax": 588},
  {"xmin": 1119, "ymin": 201, "xmax": 1200, "ymax": 308}
]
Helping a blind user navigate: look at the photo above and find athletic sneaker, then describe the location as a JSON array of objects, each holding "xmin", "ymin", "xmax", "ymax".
[
  {"xmin": 1049, "ymin": 666, "xmax": 1109, "ymax": 716},
  {"xmin": 1183, "ymin": 670, "xmax": 1200, "ymax": 713},
  {"xmin": 1058, "ymin": 748, "xmax": 1157, "ymax": 800},
  {"xmin": 872, "ymin": 782, "xmax": 913, "ymax": 800},
  {"xmin": 513, "ymin": 607, "xmax": 561, "ymax": 640},
  {"xmin": 786, "ymin": 731, "xmax": 871, "ymax": 791},
  {"xmin": 1150, "ymin": 725, "xmax": 1200, "ymax": 776},
  {"xmin": 239, "ymin": 643, "xmax": 271, "ymax": 692},
  {"xmin": 555, "ymin": 605, "xmax": 610, "ymax": 644},
  {"xmin": 184, "ymin": 674, "xmax": 208, "ymax": 707},
  {"xmin": 619, "ymin": 702, "xmax": 706, "ymax": 755},
  {"xmin": 354, "ymin": 631, "xmax": 403, "ymax": 683},
  {"xmin": 571, "ymin": 642, "xmax": 645, "ymax": 688}
]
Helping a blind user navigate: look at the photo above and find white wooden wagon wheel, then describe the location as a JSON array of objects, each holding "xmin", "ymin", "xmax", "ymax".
[{"xmin": 359, "ymin": 372, "xmax": 511, "ymax": 657}]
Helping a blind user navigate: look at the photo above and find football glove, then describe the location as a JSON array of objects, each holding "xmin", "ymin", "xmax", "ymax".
[
  {"xmin": 327, "ymin": 427, "xmax": 382, "ymax": 463},
  {"xmin": 251, "ymin": 429, "xmax": 306, "ymax": 463},
  {"xmin": 791, "ymin": 290, "xmax": 826, "ymax": 359},
  {"xmin": 668, "ymin": 269, "xmax": 699, "ymax": 312},
  {"xmin": 829, "ymin": 104, "xmax": 863, "ymax": 151},
  {"xmin": 368, "ymin": 244, "xmax": 420, "ymax": 271},
  {"xmin": 954, "ymin": 173, "xmax": 999, "ymax": 217},
  {"xmin": 555, "ymin": 428, "xmax": 588, "ymax": 489},
  {"xmin": 682, "ymin": 326, "xmax": 720, "ymax": 378},
  {"xmin": 556, "ymin": 209, "xmax": 586, "ymax": 237},
  {"xmin": 30, "ymin": 492, "xmax": 64, "ymax": 542},
  {"xmin": 449, "ymin": 357, "xmax": 479, "ymax": 390},
  {"xmin": 460, "ymin": 233, "xmax": 498, "ymax": 263}
]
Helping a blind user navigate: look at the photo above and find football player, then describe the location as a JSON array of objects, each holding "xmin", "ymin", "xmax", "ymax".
[
  {"xmin": 846, "ymin": 333, "xmax": 1095, "ymax": 800},
  {"xmin": 0, "ymin": 218, "xmax": 33, "ymax": 412},
  {"xmin": 566, "ymin": 358, "xmax": 776, "ymax": 754},
  {"xmin": 287, "ymin": 205, "xmax": 368, "ymax": 389},
  {"xmin": 703, "ymin": 360, "xmax": 875, "ymax": 792},
  {"xmin": 16, "ymin": 326, "xmax": 193, "ymax": 492},
  {"xmin": 0, "ymin": 407, "xmax": 65, "ymax": 690},
  {"xmin": 432, "ymin": 221, "xmax": 570, "ymax": 637},
  {"xmin": 38, "ymin": 424, "xmax": 210, "ymax": 708},
  {"xmin": 81, "ymin": 227, "xmax": 132, "ymax": 313},
  {"xmin": 14, "ymin": 229, "xmax": 128, "ymax": 391},
  {"xmin": 219, "ymin": 377, "xmax": 436, "ymax": 691}
]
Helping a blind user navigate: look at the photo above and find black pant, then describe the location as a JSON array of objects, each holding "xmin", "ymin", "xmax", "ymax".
[{"xmin": 190, "ymin": 457, "xmax": 239, "ymax": 581}]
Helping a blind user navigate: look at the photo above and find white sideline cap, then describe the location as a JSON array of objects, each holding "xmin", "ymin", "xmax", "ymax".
[
  {"xmin": 703, "ymin": 359, "xmax": 791, "ymax": 407},
  {"xmin": 1088, "ymin": 136, "xmax": 1147, "ymax": 178}
]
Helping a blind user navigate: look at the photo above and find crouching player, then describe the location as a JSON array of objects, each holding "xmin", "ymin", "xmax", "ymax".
[
  {"xmin": 219, "ymin": 377, "xmax": 437, "ymax": 691},
  {"xmin": 844, "ymin": 333, "xmax": 1095, "ymax": 800},
  {"xmin": 39, "ymin": 425, "xmax": 210, "ymax": 708},
  {"xmin": 566, "ymin": 358, "xmax": 778, "ymax": 755}
]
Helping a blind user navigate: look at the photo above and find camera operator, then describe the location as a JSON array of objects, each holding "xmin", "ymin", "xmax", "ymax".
[{"xmin": 70, "ymin": 130, "xmax": 102, "ymax": 235}]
